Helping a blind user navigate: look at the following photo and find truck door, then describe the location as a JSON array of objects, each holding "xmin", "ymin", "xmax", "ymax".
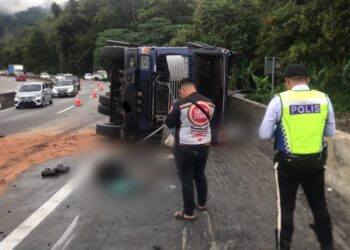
[{"xmin": 191, "ymin": 49, "xmax": 230, "ymax": 130}]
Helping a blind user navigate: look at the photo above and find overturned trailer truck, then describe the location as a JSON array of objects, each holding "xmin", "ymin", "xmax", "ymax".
[{"xmin": 96, "ymin": 41, "xmax": 231, "ymax": 142}]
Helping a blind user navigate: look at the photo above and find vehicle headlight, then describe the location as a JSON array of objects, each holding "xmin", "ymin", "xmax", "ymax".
[
  {"xmin": 14, "ymin": 95, "xmax": 19, "ymax": 101},
  {"xmin": 52, "ymin": 88, "xmax": 58, "ymax": 93},
  {"xmin": 35, "ymin": 94, "xmax": 41, "ymax": 99},
  {"xmin": 67, "ymin": 87, "xmax": 74, "ymax": 93}
]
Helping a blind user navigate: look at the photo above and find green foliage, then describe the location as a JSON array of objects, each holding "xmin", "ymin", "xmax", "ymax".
[{"xmin": 192, "ymin": 0, "xmax": 259, "ymax": 59}]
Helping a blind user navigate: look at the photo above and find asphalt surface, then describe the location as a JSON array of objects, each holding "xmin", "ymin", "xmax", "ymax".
[
  {"xmin": 0, "ymin": 78, "xmax": 109, "ymax": 135},
  {"xmin": 0, "ymin": 141, "xmax": 349, "ymax": 250}
]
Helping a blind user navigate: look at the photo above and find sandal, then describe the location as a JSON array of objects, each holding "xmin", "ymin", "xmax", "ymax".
[
  {"xmin": 54, "ymin": 164, "xmax": 70, "ymax": 174},
  {"xmin": 174, "ymin": 211, "xmax": 196, "ymax": 221},
  {"xmin": 195, "ymin": 203, "xmax": 207, "ymax": 211},
  {"xmin": 41, "ymin": 168, "xmax": 59, "ymax": 177}
]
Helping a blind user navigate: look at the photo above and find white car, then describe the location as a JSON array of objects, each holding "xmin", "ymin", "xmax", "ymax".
[
  {"xmin": 84, "ymin": 73, "xmax": 94, "ymax": 80},
  {"xmin": 94, "ymin": 70, "xmax": 108, "ymax": 81},
  {"xmin": 40, "ymin": 73, "xmax": 51, "ymax": 79},
  {"xmin": 14, "ymin": 82, "xmax": 53, "ymax": 109},
  {"xmin": 55, "ymin": 74, "xmax": 65, "ymax": 81}
]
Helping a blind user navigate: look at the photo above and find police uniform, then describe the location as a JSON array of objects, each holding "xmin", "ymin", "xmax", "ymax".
[
  {"xmin": 165, "ymin": 92, "xmax": 215, "ymax": 216},
  {"xmin": 259, "ymin": 65, "xmax": 336, "ymax": 250}
]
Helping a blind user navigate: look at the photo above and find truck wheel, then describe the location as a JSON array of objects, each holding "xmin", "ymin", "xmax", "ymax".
[
  {"xmin": 96, "ymin": 122, "xmax": 121, "ymax": 138},
  {"xmin": 98, "ymin": 104, "xmax": 110, "ymax": 116},
  {"xmin": 99, "ymin": 94, "xmax": 110, "ymax": 107},
  {"xmin": 101, "ymin": 46, "xmax": 124, "ymax": 62}
]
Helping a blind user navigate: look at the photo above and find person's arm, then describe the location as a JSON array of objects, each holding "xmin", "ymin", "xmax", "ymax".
[
  {"xmin": 165, "ymin": 101, "xmax": 181, "ymax": 129},
  {"xmin": 324, "ymin": 97, "xmax": 336, "ymax": 137},
  {"xmin": 259, "ymin": 97, "xmax": 281, "ymax": 140}
]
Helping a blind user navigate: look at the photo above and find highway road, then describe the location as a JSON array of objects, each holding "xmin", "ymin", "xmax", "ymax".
[
  {"xmin": 0, "ymin": 79, "xmax": 108, "ymax": 135},
  {"xmin": 0, "ymin": 141, "xmax": 349, "ymax": 250},
  {"xmin": 0, "ymin": 77, "xmax": 349, "ymax": 249}
]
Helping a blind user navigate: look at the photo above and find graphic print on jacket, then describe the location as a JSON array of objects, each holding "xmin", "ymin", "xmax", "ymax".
[{"xmin": 179, "ymin": 100, "xmax": 215, "ymax": 145}]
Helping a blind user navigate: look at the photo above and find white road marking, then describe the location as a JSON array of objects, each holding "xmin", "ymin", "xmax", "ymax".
[
  {"xmin": 0, "ymin": 168, "xmax": 90, "ymax": 250},
  {"xmin": 182, "ymin": 227, "xmax": 188, "ymax": 250},
  {"xmin": 57, "ymin": 105, "xmax": 75, "ymax": 114},
  {"xmin": 0, "ymin": 107, "xmax": 15, "ymax": 113},
  {"xmin": 51, "ymin": 213, "xmax": 80, "ymax": 250}
]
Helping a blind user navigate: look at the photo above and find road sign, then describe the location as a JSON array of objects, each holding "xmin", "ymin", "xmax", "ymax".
[
  {"xmin": 264, "ymin": 57, "xmax": 281, "ymax": 76},
  {"xmin": 265, "ymin": 57, "xmax": 281, "ymax": 98}
]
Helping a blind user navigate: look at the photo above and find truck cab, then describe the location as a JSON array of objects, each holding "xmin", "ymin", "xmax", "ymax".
[{"xmin": 96, "ymin": 41, "xmax": 230, "ymax": 142}]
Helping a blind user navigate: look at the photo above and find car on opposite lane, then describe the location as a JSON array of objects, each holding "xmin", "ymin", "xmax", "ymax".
[
  {"xmin": 40, "ymin": 72, "xmax": 51, "ymax": 79},
  {"xmin": 84, "ymin": 73, "xmax": 94, "ymax": 80},
  {"xmin": 14, "ymin": 82, "xmax": 53, "ymax": 109},
  {"xmin": 52, "ymin": 80, "xmax": 78, "ymax": 97},
  {"xmin": 15, "ymin": 74, "xmax": 26, "ymax": 81},
  {"xmin": 25, "ymin": 72, "xmax": 35, "ymax": 78},
  {"xmin": 55, "ymin": 74, "xmax": 65, "ymax": 81}
]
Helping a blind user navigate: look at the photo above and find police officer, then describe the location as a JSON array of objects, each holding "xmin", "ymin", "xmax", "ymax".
[
  {"xmin": 165, "ymin": 78, "xmax": 215, "ymax": 221},
  {"xmin": 259, "ymin": 64, "xmax": 336, "ymax": 250}
]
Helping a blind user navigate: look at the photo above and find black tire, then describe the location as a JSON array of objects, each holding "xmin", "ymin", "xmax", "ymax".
[
  {"xmin": 99, "ymin": 94, "xmax": 110, "ymax": 107},
  {"xmin": 96, "ymin": 122, "xmax": 121, "ymax": 138},
  {"xmin": 49, "ymin": 99, "xmax": 53, "ymax": 104},
  {"xmin": 100, "ymin": 46, "xmax": 124, "ymax": 62},
  {"xmin": 98, "ymin": 104, "xmax": 110, "ymax": 116}
]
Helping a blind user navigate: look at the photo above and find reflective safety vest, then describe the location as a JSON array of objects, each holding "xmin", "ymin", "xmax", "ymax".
[{"xmin": 275, "ymin": 90, "xmax": 329, "ymax": 154}]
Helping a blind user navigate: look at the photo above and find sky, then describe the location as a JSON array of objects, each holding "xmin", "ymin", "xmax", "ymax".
[{"xmin": 0, "ymin": 0, "xmax": 68, "ymax": 14}]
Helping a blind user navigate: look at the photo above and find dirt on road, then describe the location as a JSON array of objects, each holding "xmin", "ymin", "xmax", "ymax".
[{"xmin": 0, "ymin": 128, "xmax": 103, "ymax": 193}]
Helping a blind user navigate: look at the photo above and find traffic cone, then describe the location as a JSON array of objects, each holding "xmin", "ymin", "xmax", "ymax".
[
  {"xmin": 75, "ymin": 94, "xmax": 82, "ymax": 107},
  {"xmin": 99, "ymin": 84, "xmax": 104, "ymax": 91},
  {"xmin": 91, "ymin": 89, "xmax": 97, "ymax": 98}
]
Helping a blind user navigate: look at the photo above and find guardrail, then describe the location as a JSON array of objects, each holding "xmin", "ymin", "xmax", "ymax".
[
  {"xmin": 228, "ymin": 94, "xmax": 350, "ymax": 201},
  {"xmin": 0, "ymin": 92, "xmax": 16, "ymax": 110}
]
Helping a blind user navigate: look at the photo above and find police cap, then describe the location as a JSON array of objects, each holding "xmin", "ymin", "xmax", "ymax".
[{"xmin": 283, "ymin": 64, "xmax": 308, "ymax": 78}]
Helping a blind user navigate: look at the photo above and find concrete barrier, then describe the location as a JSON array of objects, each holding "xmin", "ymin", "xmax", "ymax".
[
  {"xmin": 0, "ymin": 92, "xmax": 16, "ymax": 110},
  {"xmin": 228, "ymin": 94, "xmax": 350, "ymax": 201}
]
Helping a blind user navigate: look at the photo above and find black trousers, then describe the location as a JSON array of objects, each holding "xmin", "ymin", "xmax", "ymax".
[
  {"xmin": 174, "ymin": 146, "xmax": 209, "ymax": 216},
  {"xmin": 274, "ymin": 153, "xmax": 333, "ymax": 250}
]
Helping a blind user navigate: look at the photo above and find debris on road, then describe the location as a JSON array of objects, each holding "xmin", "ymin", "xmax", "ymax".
[
  {"xmin": 41, "ymin": 164, "xmax": 70, "ymax": 178},
  {"xmin": 41, "ymin": 168, "xmax": 59, "ymax": 178},
  {"xmin": 54, "ymin": 164, "xmax": 70, "ymax": 174},
  {"xmin": 0, "ymin": 128, "xmax": 99, "ymax": 193}
]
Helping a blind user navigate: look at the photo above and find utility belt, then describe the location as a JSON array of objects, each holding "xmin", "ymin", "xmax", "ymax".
[{"xmin": 275, "ymin": 142, "xmax": 328, "ymax": 164}]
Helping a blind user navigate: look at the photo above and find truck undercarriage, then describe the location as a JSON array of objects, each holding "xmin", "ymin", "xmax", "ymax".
[{"xmin": 96, "ymin": 41, "xmax": 230, "ymax": 142}]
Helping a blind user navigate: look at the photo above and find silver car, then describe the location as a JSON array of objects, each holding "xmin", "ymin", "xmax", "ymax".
[
  {"xmin": 52, "ymin": 80, "xmax": 78, "ymax": 97},
  {"xmin": 14, "ymin": 82, "xmax": 53, "ymax": 109}
]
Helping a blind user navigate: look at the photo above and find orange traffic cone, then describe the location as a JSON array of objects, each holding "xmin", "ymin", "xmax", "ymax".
[
  {"xmin": 91, "ymin": 89, "xmax": 97, "ymax": 98},
  {"xmin": 75, "ymin": 94, "xmax": 82, "ymax": 107}
]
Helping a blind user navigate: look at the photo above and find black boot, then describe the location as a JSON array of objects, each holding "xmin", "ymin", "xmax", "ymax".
[
  {"xmin": 310, "ymin": 224, "xmax": 334, "ymax": 250},
  {"xmin": 275, "ymin": 229, "xmax": 293, "ymax": 250}
]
